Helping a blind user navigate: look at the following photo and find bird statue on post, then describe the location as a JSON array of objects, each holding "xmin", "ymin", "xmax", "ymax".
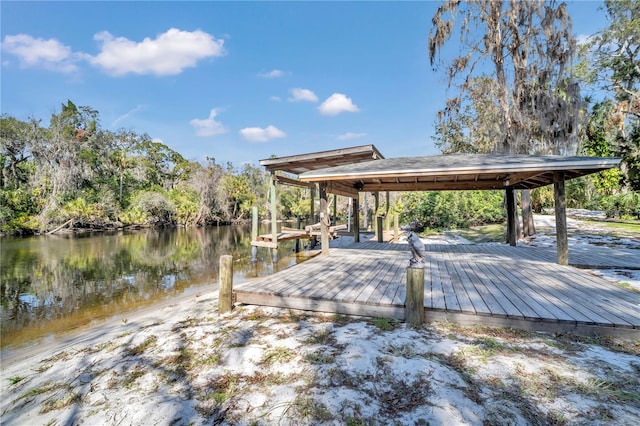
[{"xmin": 406, "ymin": 231, "xmax": 427, "ymax": 267}]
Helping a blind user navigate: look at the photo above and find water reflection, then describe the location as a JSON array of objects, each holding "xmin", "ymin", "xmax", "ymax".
[{"xmin": 0, "ymin": 225, "xmax": 313, "ymax": 349}]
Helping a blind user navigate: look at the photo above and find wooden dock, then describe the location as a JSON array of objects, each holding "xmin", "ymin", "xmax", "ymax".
[
  {"xmin": 251, "ymin": 224, "xmax": 347, "ymax": 248},
  {"xmin": 234, "ymin": 242, "xmax": 640, "ymax": 338}
]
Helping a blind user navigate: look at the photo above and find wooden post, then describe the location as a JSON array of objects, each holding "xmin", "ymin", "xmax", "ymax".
[
  {"xmin": 554, "ymin": 172, "xmax": 568, "ymax": 265},
  {"xmin": 320, "ymin": 184, "xmax": 330, "ymax": 256},
  {"xmin": 353, "ymin": 195, "xmax": 360, "ymax": 242},
  {"xmin": 332, "ymin": 194, "xmax": 337, "ymax": 224},
  {"xmin": 309, "ymin": 185, "xmax": 316, "ymax": 223},
  {"xmin": 376, "ymin": 216, "xmax": 384, "ymax": 243},
  {"xmin": 251, "ymin": 206, "xmax": 258, "ymax": 242},
  {"xmin": 251, "ymin": 206, "xmax": 258, "ymax": 261},
  {"xmin": 385, "ymin": 191, "xmax": 391, "ymax": 231},
  {"xmin": 219, "ymin": 255, "xmax": 233, "ymax": 314},
  {"xmin": 270, "ymin": 173, "xmax": 278, "ymax": 244},
  {"xmin": 394, "ymin": 214, "xmax": 399, "ymax": 242},
  {"xmin": 374, "ymin": 192, "xmax": 379, "ymax": 239},
  {"xmin": 505, "ymin": 187, "xmax": 517, "ymax": 246},
  {"xmin": 406, "ymin": 267, "xmax": 425, "ymax": 327},
  {"xmin": 270, "ymin": 174, "xmax": 279, "ymax": 263}
]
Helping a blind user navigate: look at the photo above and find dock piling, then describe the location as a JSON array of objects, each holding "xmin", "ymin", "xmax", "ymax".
[
  {"xmin": 219, "ymin": 255, "xmax": 234, "ymax": 314},
  {"xmin": 406, "ymin": 266, "xmax": 425, "ymax": 327}
]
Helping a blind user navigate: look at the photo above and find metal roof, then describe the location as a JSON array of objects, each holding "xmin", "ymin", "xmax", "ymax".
[{"xmin": 297, "ymin": 154, "xmax": 621, "ymax": 195}]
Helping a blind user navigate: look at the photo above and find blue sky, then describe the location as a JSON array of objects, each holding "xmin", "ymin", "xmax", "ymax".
[{"xmin": 1, "ymin": 1, "xmax": 605, "ymax": 166}]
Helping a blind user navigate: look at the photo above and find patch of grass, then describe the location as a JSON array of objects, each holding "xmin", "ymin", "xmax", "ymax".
[
  {"xmin": 17, "ymin": 382, "xmax": 61, "ymax": 401},
  {"xmin": 386, "ymin": 343, "xmax": 419, "ymax": 358},
  {"xmin": 121, "ymin": 366, "xmax": 146, "ymax": 389},
  {"xmin": 617, "ymin": 281, "xmax": 640, "ymax": 293},
  {"xmin": 41, "ymin": 351, "xmax": 70, "ymax": 363},
  {"xmin": 583, "ymin": 218, "xmax": 640, "ymax": 234},
  {"xmin": 305, "ymin": 351, "xmax": 336, "ymax": 364},
  {"xmin": 304, "ymin": 328, "xmax": 333, "ymax": 345},
  {"xmin": 171, "ymin": 316, "xmax": 200, "ymax": 332},
  {"xmin": 41, "ymin": 390, "xmax": 82, "ymax": 413},
  {"xmin": 453, "ymin": 223, "xmax": 506, "ymax": 243},
  {"xmin": 198, "ymin": 349, "xmax": 223, "ymax": 366},
  {"xmin": 552, "ymin": 333, "xmax": 640, "ymax": 356},
  {"xmin": 125, "ymin": 335, "xmax": 158, "ymax": 356},
  {"xmin": 370, "ymin": 317, "xmax": 399, "ymax": 331},
  {"xmin": 259, "ymin": 346, "xmax": 295, "ymax": 366},
  {"xmin": 377, "ymin": 372, "xmax": 433, "ymax": 415},
  {"xmin": 277, "ymin": 396, "xmax": 333, "ymax": 423},
  {"xmin": 470, "ymin": 336, "xmax": 519, "ymax": 359},
  {"xmin": 7, "ymin": 376, "xmax": 25, "ymax": 385},
  {"xmin": 573, "ymin": 377, "xmax": 640, "ymax": 403}
]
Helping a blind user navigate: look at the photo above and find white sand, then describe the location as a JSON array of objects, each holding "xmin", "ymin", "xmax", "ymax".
[{"xmin": 1, "ymin": 215, "xmax": 639, "ymax": 425}]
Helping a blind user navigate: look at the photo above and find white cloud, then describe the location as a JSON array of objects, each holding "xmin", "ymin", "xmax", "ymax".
[
  {"xmin": 239, "ymin": 125, "xmax": 286, "ymax": 143},
  {"xmin": 258, "ymin": 69, "xmax": 286, "ymax": 78},
  {"xmin": 1, "ymin": 34, "xmax": 78, "ymax": 73},
  {"xmin": 270, "ymin": 96, "xmax": 282, "ymax": 102},
  {"xmin": 89, "ymin": 28, "xmax": 225, "ymax": 76},
  {"xmin": 318, "ymin": 93, "xmax": 360, "ymax": 116},
  {"xmin": 112, "ymin": 105, "xmax": 145, "ymax": 127},
  {"xmin": 190, "ymin": 109, "xmax": 227, "ymax": 137},
  {"xmin": 288, "ymin": 88, "xmax": 318, "ymax": 103},
  {"xmin": 337, "ymin": 132, "xmax": 367, "ymax": 141}
]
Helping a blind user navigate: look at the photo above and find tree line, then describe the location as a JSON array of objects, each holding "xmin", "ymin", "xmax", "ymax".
[{"xmin": 0, "ymin": 100, "xmax": 293, "ymax": 235}]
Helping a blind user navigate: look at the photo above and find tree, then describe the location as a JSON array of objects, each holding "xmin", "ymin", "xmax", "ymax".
[
  {"xmin": 583, "ymin": 0, "xmax": 640, "ymax": 190},
  {"xmin": 429, "ymin": 0, "xmax": 583, "ymax": 236}
]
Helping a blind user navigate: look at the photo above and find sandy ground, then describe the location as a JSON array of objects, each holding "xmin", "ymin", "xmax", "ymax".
[{"xmin": 1, "ymin": 215, "xmax": 639, "ymax": 426}]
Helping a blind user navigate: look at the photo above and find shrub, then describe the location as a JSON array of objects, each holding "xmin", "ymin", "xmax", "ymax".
[
  {"xmin": 124, "ymin": 191, "xmax": 175, "ymax": 225},
  {"xmin": 399, "ymin": 190, "xmax": 504, "ymax": 230},
  {"xmin": 600, "ymin": 192, "xmax": 640, "ymax": 219}
]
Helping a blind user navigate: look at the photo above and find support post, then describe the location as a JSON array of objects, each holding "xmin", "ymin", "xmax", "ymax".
[
  {"xmin": 251, "ymin": 206, "xmax": 258, "ymax": 261},
  {"xmin": 406, "ymin": 267, "xmax": 425, "ymax": 328},
  {"xmin": 385, "ymin": 191, "xmax": 391, "ymax": 231},
  {"xmin": 376, "ymin": 216, "xmax": 384, "ymax": 243},
  {"xmin": 374, "ymin": 192, "xmax": 380, "ymax": 239},
  {"xmin": 332, "ymin": 194, "xmax": 337, "ymax": 224},
  {"xmin": 505, "ymin": 187, "xmax": 517, "ymax": 246},
  {"xmin": 219, "ymin": 255, "xmax": 233, "ymax": 314},
  {"xmin": 319, "ymin": 184, "xmax": 330, "ymax": 256},
  {"xmin": 353, "ymin": 195, "xmax": 360, "ymax": 242},
  {"xmin": 270, "ymin": 174, "xmax": 278, "ymax": 262},
  {"xmin": 394, "ymin": 214, "xmax": 399, "ymax": 242},
  {"xmin": 270, "ymin": 173, "xmax": 278, "ymax": 244},
  {"xmin": 554, "ymin": 172, "xmax": 568, "ymax": 265},
  {"xmin": 309, "ymin": 185, "xmax": 316, "ymax": 223}
]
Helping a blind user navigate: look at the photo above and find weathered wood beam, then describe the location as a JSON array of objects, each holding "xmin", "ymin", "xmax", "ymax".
[
  {"xmin": 505, "ymin": 187, "xmax": 517, "ymax": 246},
  {"xmin": 353, "ymin": 195, "xmax": 360, "ymax": 242},
  {"xmin": 270, "ymin": 173, "xmax": 278, "ymax": 255},
  {"xmin": 273, "ymin": 174, "xmax": 315, "ymax": 188},
  {"xmin": 503, "ymin": 171, "xmax": 547, "ymax": 187},
  {"xmin": 325, "ymin": 181, "xmax": 358, "ymax": 197},
  {"xmin": 361, "ymin": 181, "xmax": 509, "ymax": 192},
  {"xmin": 319, "ymin": 184, "xmax": 330, "ymax": 256},
  {"xmin": 554, "ymin": 172, "xmax": 568, "ymax": 265}
]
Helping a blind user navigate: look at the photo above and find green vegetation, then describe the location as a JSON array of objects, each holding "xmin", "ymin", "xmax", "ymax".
[
  {"xmin": 0, "ymin": 101, "xmax": 314, "ymax": 235},
  {"xmin": 399, "ymin": 190, "xmax": 505, "ymax": 231}
]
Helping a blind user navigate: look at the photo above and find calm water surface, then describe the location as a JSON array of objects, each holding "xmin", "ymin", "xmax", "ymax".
[{"xmin": 0, "ymin": 225, "xmax": 312, "ymax": 349}]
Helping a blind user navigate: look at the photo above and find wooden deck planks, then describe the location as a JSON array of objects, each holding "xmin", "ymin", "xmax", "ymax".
[{"xmin": 234, "ymin": 241, "xmax": 640, "ymax": 336}]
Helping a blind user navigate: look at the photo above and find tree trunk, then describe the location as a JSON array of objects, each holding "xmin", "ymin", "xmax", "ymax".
[{"xmin": 520, "ymin": 189, "xmax": 536, "ymax": 237}]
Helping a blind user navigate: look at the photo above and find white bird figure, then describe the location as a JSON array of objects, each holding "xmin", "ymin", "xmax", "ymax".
[{"xmin": 406, "ymin": 231, "xmax": 427, "ymax": 267}]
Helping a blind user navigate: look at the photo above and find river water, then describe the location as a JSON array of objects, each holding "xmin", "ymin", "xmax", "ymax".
[{"xmin": 0, "ymin": 225, "xmax": 312, "ymax": 350}]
